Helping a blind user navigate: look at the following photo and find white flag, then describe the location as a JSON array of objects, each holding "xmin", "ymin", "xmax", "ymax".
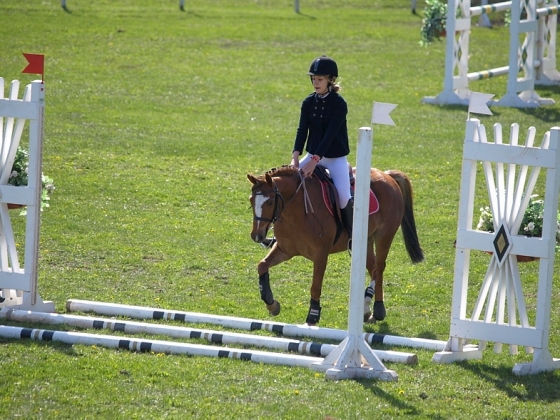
[
  {"xmin": 371, "ymin": 102, "xmax": 397, "ymax": 126},
  {"xmin": 468, "ymin": 92, "xmax": 495, "ymax": 116}
]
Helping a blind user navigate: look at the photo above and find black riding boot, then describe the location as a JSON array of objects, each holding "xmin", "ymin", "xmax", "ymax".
[{"xmin": 340, "ymin": 199, "xmax": 354, "ymax": 246}]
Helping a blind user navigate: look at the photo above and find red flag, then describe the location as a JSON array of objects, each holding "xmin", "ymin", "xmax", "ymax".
[{"xmin": 22, "ymin": 53, "xmax": 45, "ymax": 81}]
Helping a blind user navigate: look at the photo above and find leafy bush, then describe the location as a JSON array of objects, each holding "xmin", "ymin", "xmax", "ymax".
[
  {"xmin": 477, "ymin": 195, "xmax": 560, "ymax": 250},
  {"xmin": 8, "ymin": 147, "xmax": 55, "ymax": 211}
]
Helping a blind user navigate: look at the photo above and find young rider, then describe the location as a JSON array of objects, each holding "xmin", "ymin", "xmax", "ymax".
[{"xmin": 262, "ymin": 55, "xmax": 353, "ymax": 248}]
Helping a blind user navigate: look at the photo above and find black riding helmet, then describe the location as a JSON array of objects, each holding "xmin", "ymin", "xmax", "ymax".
[{"xmin": 307, "ymin": 56, "xmax": 338, "ymax": 78}]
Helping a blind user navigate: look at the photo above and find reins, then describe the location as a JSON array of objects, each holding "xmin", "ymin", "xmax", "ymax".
[
  {"xmin": 252, "ymin": 170, "xmax": 324, "ymax": 238},
  {"xmin": 297, "ymin": 170, "xmax": 315, "ymax": 215}
]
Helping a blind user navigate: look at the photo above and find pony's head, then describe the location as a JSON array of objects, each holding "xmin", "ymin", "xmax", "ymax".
[
  {"xmin": 247, "ymin": 171, "xmax": 281, "ymax": 243},
  {"xmin": 247, "ymin": 166, "xmax": 300, "ymax": 243}
]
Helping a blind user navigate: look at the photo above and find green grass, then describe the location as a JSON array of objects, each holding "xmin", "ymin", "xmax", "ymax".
[{"xmin": 1, "ymin": 0, "xmax": 560, "ymax": 418}]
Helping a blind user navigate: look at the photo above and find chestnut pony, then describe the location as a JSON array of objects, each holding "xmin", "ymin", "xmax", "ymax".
[{"xmin": 247, "ymin": 165, "xmax": 424, "ymax": 325}]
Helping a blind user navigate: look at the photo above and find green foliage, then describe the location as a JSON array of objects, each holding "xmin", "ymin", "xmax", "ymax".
[
  {"xmin": 477, "ymin": 196, "xmax": 560, "ymax": 251},
  {"xmin": 0, "ymin": 0, "xmax": 559, "ymax": 418},
  {"xmin": 8, "ymin": 147, "xmax": 55, "ymax": 212},
  {"xmin": 7, "ymin": 148, "xmax": 29, "ymax": 187},
  {"xmin": 420, "ymin": 0, "xmax": 447, "ymax": 46}
]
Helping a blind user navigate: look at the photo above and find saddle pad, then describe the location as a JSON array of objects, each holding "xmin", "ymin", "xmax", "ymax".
[{"xmin": 320, "ymin": 181, "xmax": 379, "ymax": 216}]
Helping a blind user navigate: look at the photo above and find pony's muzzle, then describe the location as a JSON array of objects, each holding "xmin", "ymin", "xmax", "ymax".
[
  {"xmin": 251, "ymin": 232, "xmax": 266, "ymax": 243},
  {"xmin": 250, "ymin": 226, "xmax": 269, "ymax": 243}
]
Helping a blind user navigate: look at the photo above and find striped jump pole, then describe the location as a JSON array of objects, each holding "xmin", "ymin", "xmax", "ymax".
[
  {"xmin": 470, "ymin": 0, "xmax": 512, "ymax": 16},
  {"xmin": 0, "ymin": 308, "xmax": 417, "ymax": 364},
  {"xmin": 66, "ymin": 299, "xmax": 447, "ymax": 351},
  {"xmin": 66, "ymin": 299, "xmax": 445, "ymax": 351},
  {"xmin": 66, "ymin": 300, "xmax": 446, "ymax": 352},
  {"xmin": 0, "ymin": 324, "xmax": 322, "ymax": 368},
  {"xmin": 537, "ymin": 4, "xmax": 559, "ymax": 16},
  {"xmin": 467, "ymin": 66, "xmax": 512, "ymax": 81}
]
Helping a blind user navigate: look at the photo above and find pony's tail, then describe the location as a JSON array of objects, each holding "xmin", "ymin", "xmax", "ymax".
[{"xmin": 386, "ymin": 170, "xmax": 425, "ymax": 264}]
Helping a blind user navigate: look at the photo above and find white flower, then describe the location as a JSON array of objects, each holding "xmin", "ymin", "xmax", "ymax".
[{"xmin": 524, "ymin": 222, "xmax": 535, "ymax": 232}]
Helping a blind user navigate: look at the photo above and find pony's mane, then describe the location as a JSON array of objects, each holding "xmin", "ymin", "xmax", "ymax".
[{"xmin": 264, "ymin": 165, "xmax": 299, "ymax": 178}]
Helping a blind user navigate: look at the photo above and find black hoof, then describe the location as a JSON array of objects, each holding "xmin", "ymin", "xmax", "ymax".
[{"xmin": 373, "ymin": 301, "xmax": 386, "ymax": 321}]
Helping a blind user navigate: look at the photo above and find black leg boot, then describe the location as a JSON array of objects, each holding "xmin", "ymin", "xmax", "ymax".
[{"xmin": 340, "ymin": 199, "xmax": 354, "ymax": 248}]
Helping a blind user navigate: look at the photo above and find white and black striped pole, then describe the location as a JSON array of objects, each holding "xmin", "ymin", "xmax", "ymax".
[
  {"xmin": 65, "ymin": 299, "xmax": 447, "ymax": 351},
  {"xmin": 0, "ymin": 324, "xmax": 322, "ymax": 368},
  {"xmin": 1, "ymin": 308, "xmax": 418, "ymax": 364}
]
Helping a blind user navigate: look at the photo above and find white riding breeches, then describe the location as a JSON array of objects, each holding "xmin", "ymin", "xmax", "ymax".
[{"xmin": 300, "ymin": 154, "xmax": 352, "ymax": 208}]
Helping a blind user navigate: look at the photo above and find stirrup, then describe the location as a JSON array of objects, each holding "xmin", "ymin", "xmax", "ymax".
[{"xmin": 261, "ymin": 237, "xmax": 276, "ymax": 249}]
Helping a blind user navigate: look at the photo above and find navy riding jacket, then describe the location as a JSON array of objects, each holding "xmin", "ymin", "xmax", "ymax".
[{"xmin": 292, "ymin": 91, "xmax": 349, "ymax": 159}]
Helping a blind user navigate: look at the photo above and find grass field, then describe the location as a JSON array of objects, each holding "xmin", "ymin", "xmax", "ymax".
[{"xmin": 1, "ymin": 0, "xmax": 560, "ymax": 418}]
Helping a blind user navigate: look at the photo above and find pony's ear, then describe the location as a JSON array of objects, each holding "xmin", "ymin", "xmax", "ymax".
[
  {"xmin": 247, "ymin": 174, "xmax": 258, "ymax": 185},
  {"xmin": 265, "ymin": 173, "xmax": 274, "ymax": 186}
]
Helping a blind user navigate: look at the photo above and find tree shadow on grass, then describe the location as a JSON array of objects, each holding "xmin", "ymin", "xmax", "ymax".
[
  {"xmin": 364, "ymin": 320, "xmax": 443, "ymax": 342},
  {"xmin": 356, "ymin": 381, "xmax": 447, "ymax": 420},
  {"xmin": 518, "ymin": 85, "xmax": 560, "ymax": 124},
  {"xmin": 456, "ymin": 359, "xmax": 560, "ymax": 403},
  {"xmin": 295, "ymin": 12, "xmax": 317, "ymax": 20},
  {"xmin": 356, "ymin": 384, "xmax": 423, "ymax": 417}
]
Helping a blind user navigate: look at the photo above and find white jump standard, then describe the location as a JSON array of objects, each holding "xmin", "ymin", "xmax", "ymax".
[{"xmin": 423, "ymin": 0, "xmax": 559, "ymax": 108}]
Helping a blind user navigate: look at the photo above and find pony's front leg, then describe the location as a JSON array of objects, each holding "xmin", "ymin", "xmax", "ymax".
[
  {"xmin": 257, "ymin": 246, "xmax": 291, "ymax": 317},
  {"xmin": 259, "ymin": 272, "xmax": 281, "ymax": 316},
  {"xmin": 306, "ymin": 253, "xmax": 328, "ymax": 326}
]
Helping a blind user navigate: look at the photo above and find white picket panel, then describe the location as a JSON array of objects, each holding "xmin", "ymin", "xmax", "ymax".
[
  {"xmin": 0, "ymin": 78, "xmax": 54, "ymax": 312},
  {"xmin": 433, "ymin": 118, "xmax": 560, "ymax": 375}
]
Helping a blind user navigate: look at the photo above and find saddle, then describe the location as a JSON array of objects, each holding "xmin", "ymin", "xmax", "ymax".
[{"xmin": 312, "ymin": 165, "xmax": 379, "ymax": 244}]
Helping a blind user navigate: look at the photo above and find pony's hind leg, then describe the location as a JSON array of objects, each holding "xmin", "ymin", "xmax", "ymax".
[
  {"xmin": 364, "ymin": 235, "xmax": 392, "ymax": 323},
  {"xmin": 257, "ymin": 246, "xmax": 291, "ymax": 317},
  {"xmin": 364, "ymin": 239, "xmax": 377, "ymax": 323}
]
